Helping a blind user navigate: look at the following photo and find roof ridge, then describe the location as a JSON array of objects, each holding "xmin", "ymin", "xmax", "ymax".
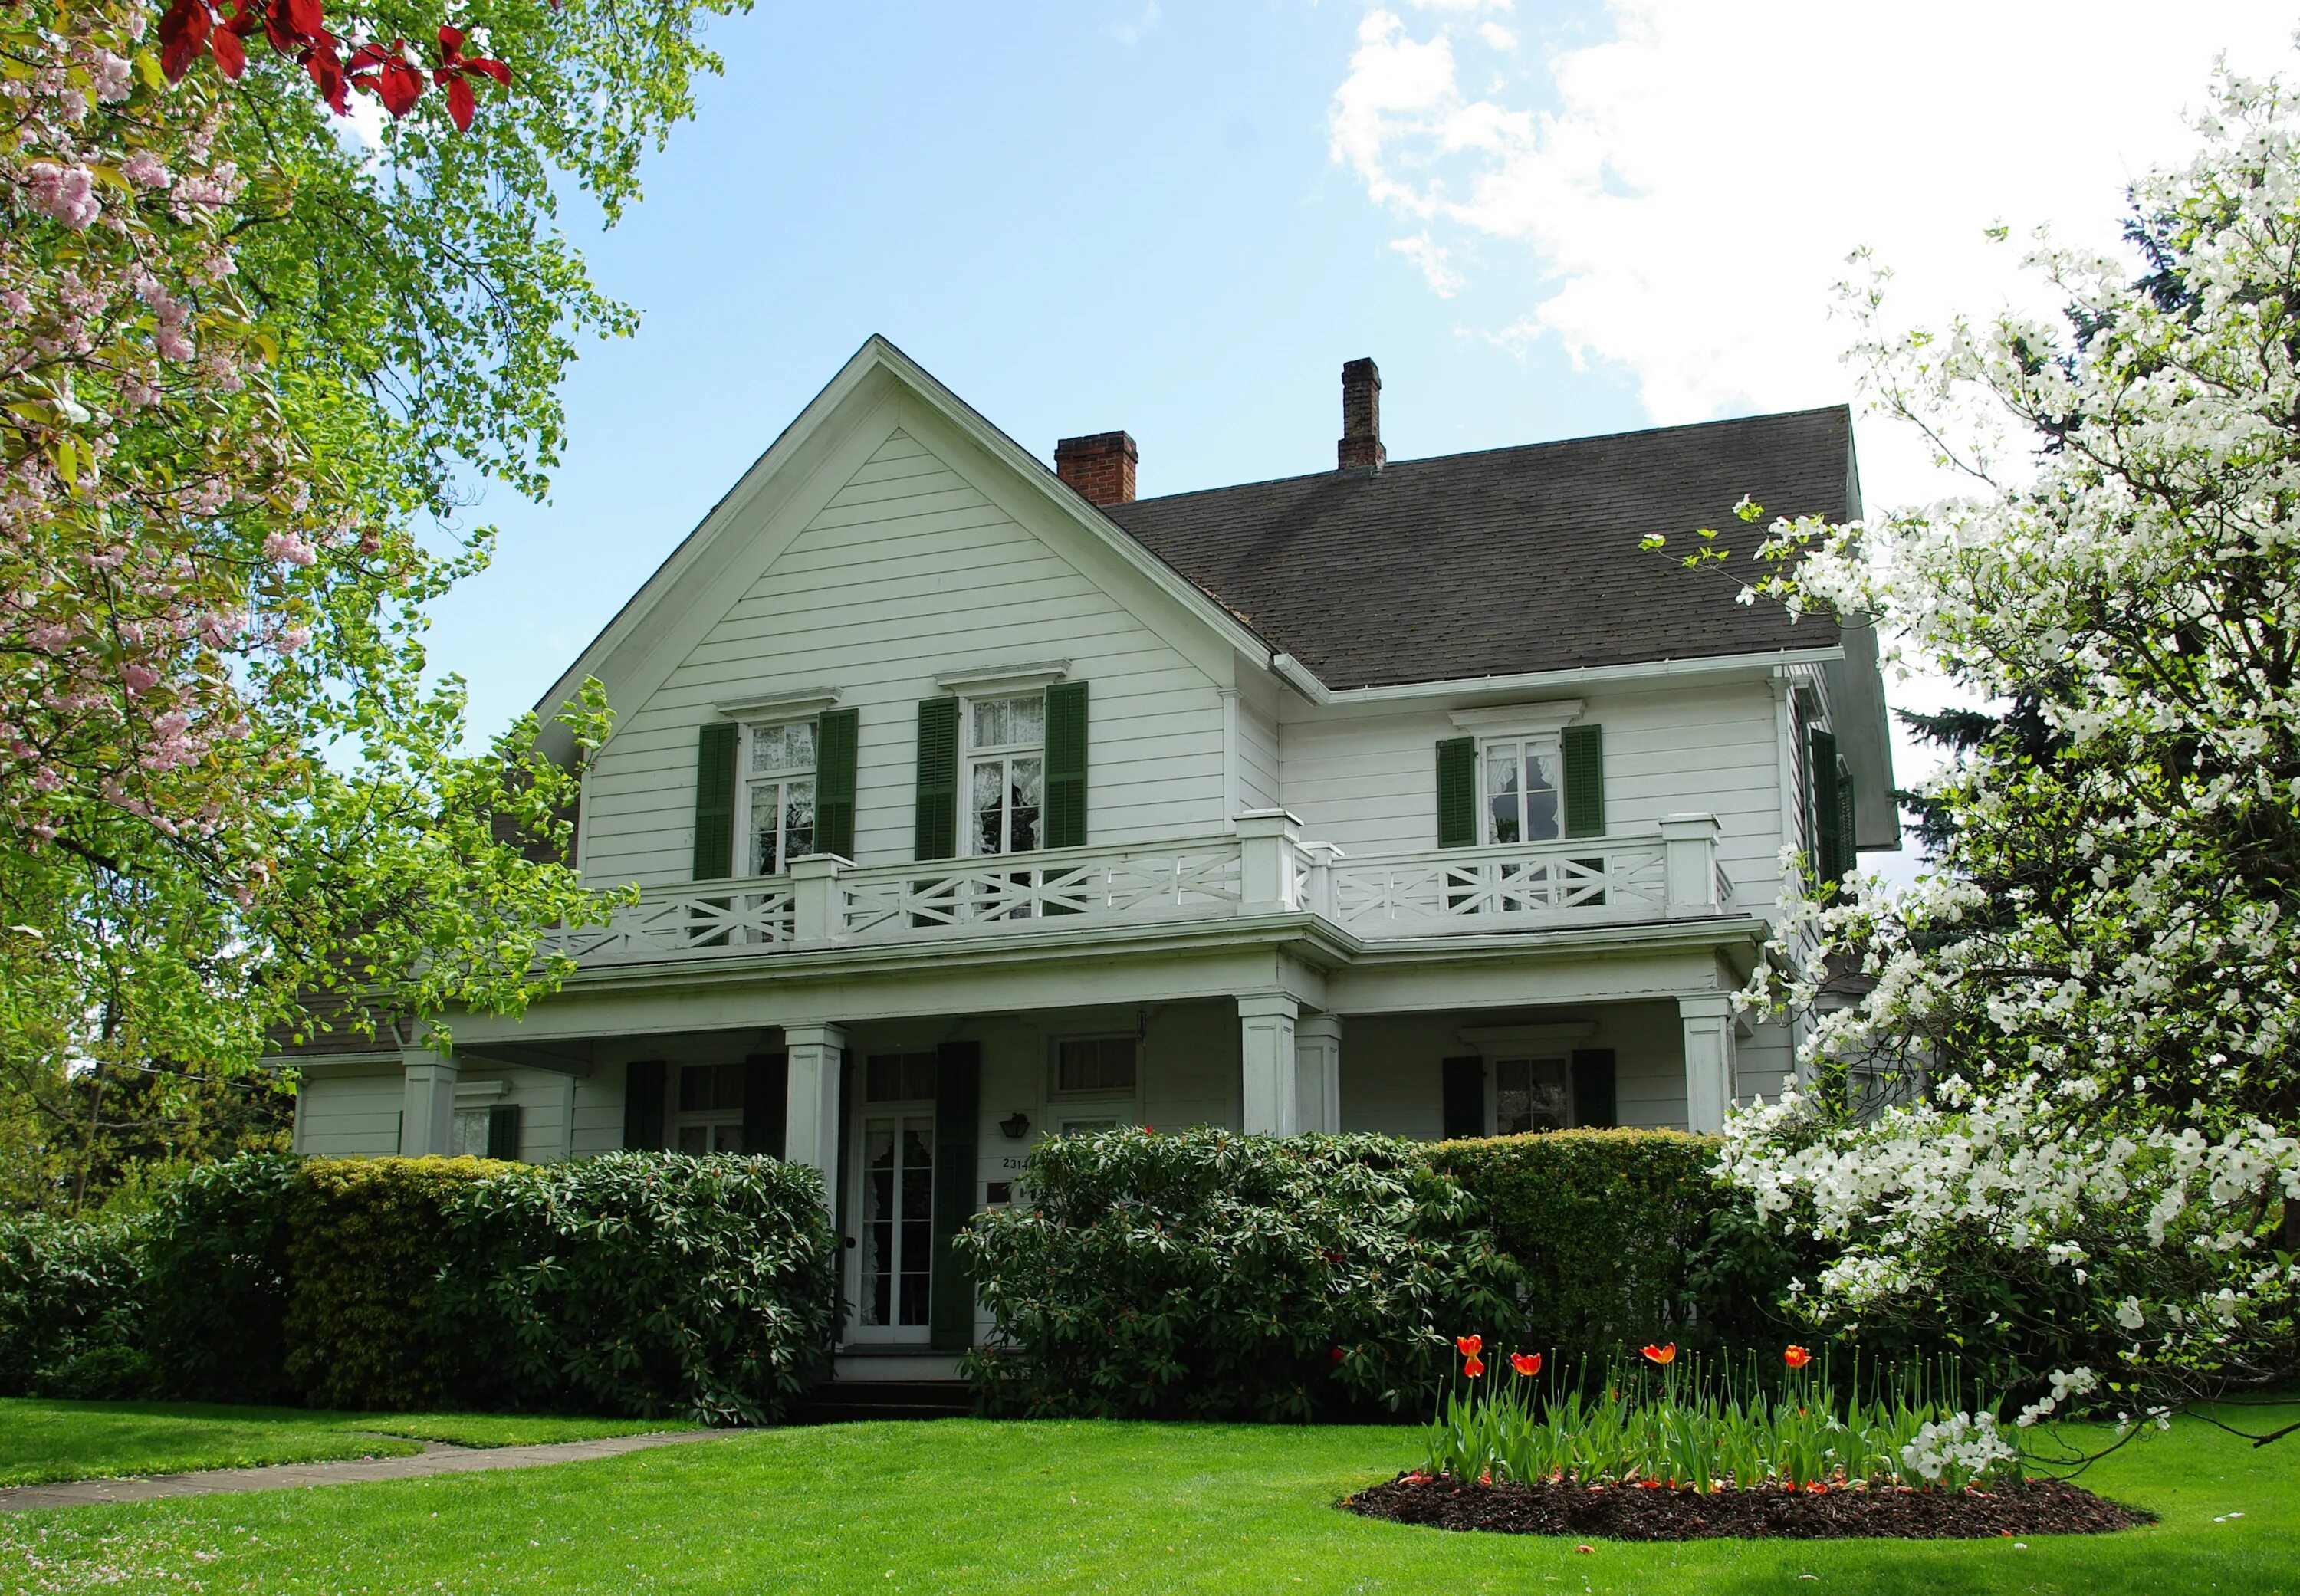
[{"xmin": 1114, "ymin": 402, "xmax": 1851, "ymax": 512}]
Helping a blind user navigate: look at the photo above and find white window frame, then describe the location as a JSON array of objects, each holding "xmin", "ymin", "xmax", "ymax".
[
  {"xmin": 1474, "ymin": 734, "xmax": 1568, "ymax": 848},
  {"xmin": 961, "ymin": 691, "xmax": 1046, "ymax": 859},
  {"xmin": 740, "ymin": 718, "xmax": 817, "ymax": 879},
  {"xmin": 1448, "ymin": 700, "xmax": 1585, "ymax": 849},
  {"xmin": 1046, "ymin": 1032, "xmax": 1141, "ymax": 1134}
]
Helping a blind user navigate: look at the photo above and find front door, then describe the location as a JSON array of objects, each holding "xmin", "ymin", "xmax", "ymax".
[{"xmin": 849, "ymin": 1051, "xmax": 938, "ymax": 1342}]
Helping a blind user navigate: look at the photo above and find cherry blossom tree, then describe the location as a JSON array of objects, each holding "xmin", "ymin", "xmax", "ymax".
[
  {"xmin": 1684, "ymin": 63, "xmax": 2300, "ymax": 1443},
  {"xmin": 2, "ymin": 0, "xmax": 740, "ymax": 1203}
]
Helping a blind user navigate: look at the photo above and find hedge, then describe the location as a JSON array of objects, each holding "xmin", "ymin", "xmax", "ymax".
[
  {"xmin": 1427, "ymin": 1128, "xmax": 1806, "ymax": 1367},
  {"xmin": 958, "ymin": 1128, "xmax": 1524, "ymax": 1421},
  {"xmin": 0, "ymin": 1213, "xmax": 149, "ymax": 1398},
  {"xmin": 0, "ymin": 1151, "xmax": 840, "ymax": 1424}
]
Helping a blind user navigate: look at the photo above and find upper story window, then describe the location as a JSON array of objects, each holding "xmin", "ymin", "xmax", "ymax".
[
  {"xmin": 1482, "ymin": 737, "xmax": 1562, "ymax": 845},
  {"xmin": 745, "ymin": 720, "xmax": 816, "ymax": 876},
  {"xmin": 968, "ymin": 694, "xmax": 1043, "ymax": 856}
]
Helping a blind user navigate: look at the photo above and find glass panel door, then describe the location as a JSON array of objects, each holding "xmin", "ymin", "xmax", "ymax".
[{"xmin": 856, "ymin": 1112, "xmax": 935, "ymax": 1335}]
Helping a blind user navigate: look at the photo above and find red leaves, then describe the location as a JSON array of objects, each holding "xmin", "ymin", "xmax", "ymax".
[
  {"xmin": 157, "ymin": 0, "xmax": 212, "ymax": 82},
  {"xmin": 148, "ymin": 0, "xmax": 507, "ymax": 132}
]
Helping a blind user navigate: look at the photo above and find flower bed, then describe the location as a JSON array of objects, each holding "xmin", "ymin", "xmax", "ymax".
[
  {"xmin": 1345, "ymin": 1476, "xmax": 2150, "ymax": 1540},
  {"xmin": 1357, "ymin": 1338, "xmax": 2151, "ymax": 1540}
]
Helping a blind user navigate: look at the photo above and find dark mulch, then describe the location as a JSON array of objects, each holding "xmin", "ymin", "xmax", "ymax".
[{"xmin": 1344, "ymin": 1474, "xmax": 2154, "ymax": 1541}]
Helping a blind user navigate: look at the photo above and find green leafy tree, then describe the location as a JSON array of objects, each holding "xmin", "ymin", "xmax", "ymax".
[{"xmin": 3, "ymin": 0, "xmax": 742, "ymax": 1204}]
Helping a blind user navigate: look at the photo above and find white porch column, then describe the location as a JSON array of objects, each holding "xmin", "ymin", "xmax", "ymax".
[
  {"xmin": 789, "ymin": 854, "xmax": 847, "ymax": 946},
  {"xmin": 782, "ymin": 1022, "xmax": 847, "ymax": 1201},
  {"xmin": 1678, "ymin": 995, "xmax": 1737, "ymax": 1133},
  {"xmin": 1239, "ymin": 993, "xmax": 1300, "ymax": 1135},
  {"xmin": 1294, "ymin": 1013, "xmax": 1342, "ymax": 1135},
  {"xmin": 399, "ymin": 1048, "xmax": 458, "ymax": 1156}
]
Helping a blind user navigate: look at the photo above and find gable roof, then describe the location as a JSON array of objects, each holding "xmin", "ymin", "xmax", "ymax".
[{"xmin": 1101, "ymin": 406, "xmax": 1857, "ymax": 692}]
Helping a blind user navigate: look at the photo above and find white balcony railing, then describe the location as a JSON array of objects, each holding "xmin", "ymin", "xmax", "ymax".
[{"xmin": 544, "ymin": 811, "xmax": 1733, "ymax": 967}]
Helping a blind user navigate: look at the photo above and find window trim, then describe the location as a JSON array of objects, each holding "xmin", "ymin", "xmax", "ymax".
[
  {"xmin": 1487, "ymin": 1055, "xmax": 1573, "ymax": 1136},
  {"xmin": 1473, "ymin": 732, "xmax": 1568, "ymax": 848},
  {"xmin": 738, "ymin": 716, "xmax": 818, "ymax": 878},
  {"xmin": 671, "ymin": 1061, "xmax": 746, "ymax": 1154}
]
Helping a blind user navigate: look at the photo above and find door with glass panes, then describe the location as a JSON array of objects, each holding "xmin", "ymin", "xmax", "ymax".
[{"xmin": 849, "ymin": 1052, "xmax": 937, "ymax": 1341}]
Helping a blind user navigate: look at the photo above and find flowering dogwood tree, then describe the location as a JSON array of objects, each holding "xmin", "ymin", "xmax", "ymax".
[
  {"xmin": 1693, "ymin": 65, "xmax": 2300, "ymax": 1439},
  {"xmin": 2, "ymin": 0, "xmax": 738, "ymax": 1203}
]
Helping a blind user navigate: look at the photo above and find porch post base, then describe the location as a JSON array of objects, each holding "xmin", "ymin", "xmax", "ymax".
[{"xmin": 399, "ymin": 1048, "xmax": 458, "ymax": 1156}]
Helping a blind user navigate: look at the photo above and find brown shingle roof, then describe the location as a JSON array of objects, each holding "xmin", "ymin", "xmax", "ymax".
[{"xmin": 1100, "ymin": 405, "xmax": 1857, "ymax": 691}]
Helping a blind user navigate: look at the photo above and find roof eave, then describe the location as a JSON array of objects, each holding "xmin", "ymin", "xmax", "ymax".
[{"xmin": 1270, "ymin": 644, "xmax": 1848, "ymax": 708}]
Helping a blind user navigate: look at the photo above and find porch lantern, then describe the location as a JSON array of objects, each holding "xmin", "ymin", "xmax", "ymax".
[{"xmin": 1000, "ymin": 1112, "xmax": 1032, "ymax": 1140}]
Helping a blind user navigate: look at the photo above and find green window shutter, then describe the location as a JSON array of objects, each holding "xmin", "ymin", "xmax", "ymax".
[
  {"xmin": 929, "ymin": 1040, "xmax": 981, "ymax": 1350},
  {"xmin": 1562, "ymin": 723, "xmax": 1605, "ymax": 839},
  {"xmin": 692, "ymin": 722, "xmax": 738, "ymax": 881},
  {"xmin": 1809, "ymin": 728, "xmax": 1842, "ymax": 884},
  {"xmin": 816, "ymin": 708, "xmax": 859, "ymax": 860},
  {"xmin": 1835, "ymin": 757, "xmax": 1858, "ymax": 882},
  {"xmin": 1570, "ymin": 1049, "xmax": 1618, "ymax": 1129},
  {"xmin": 485, "ymin": 1103, "xmax": 521, "ymax": 1161},
  {"xmin": 1441, "ymin": 1056, "xmax": 1484, "ymax": 1140},
  {"xmin": 914, "ymin": 698, "xmax": 959, "ymax": 862},
  {"xmin": 1435, "ymin": 737, "xmax": 1477, "ymax": 848},
  {"xmin": 623, "ymin": 1059, "xmax": 666, "ymax": 1151},
  {"xmin": 741, "ymin": 1053, "xmax": 789, "ymax": 1158},
  {"xmin": 1043, "ymin": 681, "xmax": 1089, "ymax": 849}
]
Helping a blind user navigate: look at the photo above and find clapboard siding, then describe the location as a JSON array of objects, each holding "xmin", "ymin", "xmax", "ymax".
[
  {"xmin": 1279, "ymin": 681, "xmax": 1785, "ymax": 880},
  {"xmin": 1237, "ymin": 675, "xmax": 1281, "ymax": 814},
  {"xmin": 294, "ymin": 1069, "xmax": 401, "ymax": 1157},
  {"xmin": 583, "ymin": 427, "xmax": 1227, "ymax": 887}
]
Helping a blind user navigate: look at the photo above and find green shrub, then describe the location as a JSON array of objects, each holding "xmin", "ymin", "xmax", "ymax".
[
  {"xmin": 283, "ymin": 1155, "xmax": 531, "ymax": 1410},
  {"xmin": 1428, "ymin": 1129, "xmax": 1804, "ymax": 1368},
  {"xmin": 958, "ymin": 1128, "xmax": 1525, "ymax": 1421},
  {"xmin": 0, "ymin": 1213, "xmax": 147, "ymax": 1397},
  {"xmin": 143, "ymin": 1152, "xmax": 300, "ymax": 1405},
  {"xmin": 448, "ymin": 1152, "xmax": 840, "ymax": 1425}
]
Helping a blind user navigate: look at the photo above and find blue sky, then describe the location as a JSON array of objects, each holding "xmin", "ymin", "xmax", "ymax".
[
  {"xmin": 432, "ymin": 0, "xmax": 1638, "ymax": 737},
  {"xmin": 428, "ymin": 0, "xmax": 2293, "ymax": 759}
]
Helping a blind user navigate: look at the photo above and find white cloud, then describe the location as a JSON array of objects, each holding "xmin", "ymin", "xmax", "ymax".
[
  {"xmin": 1329, "ymin": 2, "xmax": 2297, "ymax": 509},
  {"xmin": 1113, "ymin": 0, "xmax": 1162, "ymax": 47},
  {"xmin": 1477, "ymin": 21, "xmax": 1519, "ymax": 51},
  {"xmin": 1391, "ymin": 232, "xmax": 1466, "ymax": 294}
]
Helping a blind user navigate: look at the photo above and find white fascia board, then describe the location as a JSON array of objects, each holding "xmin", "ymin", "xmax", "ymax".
[{"xmin": 1270, "ymin": 645, "xmax": 1848, "ymax": 712}]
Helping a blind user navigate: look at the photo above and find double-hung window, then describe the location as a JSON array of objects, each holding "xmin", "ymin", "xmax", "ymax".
[
  {"xmin": 1493, "ymin": 1057, "xmax": 1569, "ymax": 1135},
  {"xmin": 744, "ymin": 721, "xmax": 816, "ymax": 877},
  {"xmin": 1050, "ymin": 1035, "xmax": 1138, "ymax": 1135},
  {"xmin": 968, "ymin": 695, "xmax": 1043, "ymax": 856},
  {"xmin": 1482, "ymin": 737, "xmax": 1562, "ymax": 845},
  {"xmin": 674, "ymin": 1062, "xmax": 746, "ymax": 1154}
]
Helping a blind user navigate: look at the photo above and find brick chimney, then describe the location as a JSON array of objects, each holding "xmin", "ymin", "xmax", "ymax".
[
  {"xmin": 1055, "ymin": 431, "xmax": 1138, "ymax": 506},
  {"xmin": 1338, "ymin": 357, "xmax": 1385, "ymax": 473}
]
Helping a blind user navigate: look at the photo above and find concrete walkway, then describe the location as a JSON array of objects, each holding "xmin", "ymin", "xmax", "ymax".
[{"xmin": 0, "ymin": 1428, "xmax": 737, "ymax": 1513}]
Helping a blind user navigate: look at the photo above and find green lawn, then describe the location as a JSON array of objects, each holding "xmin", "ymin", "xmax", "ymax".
[
  {"xmin": 0, "ymin": 1399, "xmax": 697, "ymax": 1487},
  {"xmin": 1, "ymin": 1405, "xmax": 2293, "ymax": 1594}
]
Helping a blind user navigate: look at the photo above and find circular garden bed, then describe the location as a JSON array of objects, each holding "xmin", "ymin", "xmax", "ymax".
[{"xmin": 1344, "ymin": 1473, "xmax": 2153, "ymax": 1541}]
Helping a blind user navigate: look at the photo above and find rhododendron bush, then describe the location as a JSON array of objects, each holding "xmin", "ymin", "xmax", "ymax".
[
  {"xmin": 1, "ymin": 0, "xmax": 739, "ymax": 1197},
  {"xmin": 1704, "ymin": 64, "xmax": 2300, "ymax": 1438}
]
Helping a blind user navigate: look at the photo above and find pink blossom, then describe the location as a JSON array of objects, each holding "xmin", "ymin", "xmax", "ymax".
[
  {"xmin": 120, "ymin": 662, "xmax": 159, "ymax": 695},
  {"xmin": 25, "ymin": 162, "xmax": 100, "ymax": 228},
  {"xmin": 262, "ymin": 532, "xmax": 317, "ymax": 566},
  {"xmin": 277, "ymin": 626, "xmax": 311, "ymax": 653},
  {"xmin": 90, "ymin": 51, "xmax": 134, "ymax": 103},
  {"xmin": 120, "ymin": 149, "xmax": 171, "ymax": 189}
]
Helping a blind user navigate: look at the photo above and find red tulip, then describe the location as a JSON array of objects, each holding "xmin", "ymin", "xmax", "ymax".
[
  {"xmin": 1454, "ymin": 1335, "xmax": 1482, "ymax": 1358},
  {"xmin": 1510, "ymin": 1352, "xmax": 1542, "ymax": 1378},
  {"xmin": 1783, "ymin": 1345, "xmax": 1812, "ymax": 1369},
  {"xmin": 1639, "ymin": 1343, "xmax": 1677, "ymax": 1366},
  {"xmin": 1462, "ymin": 1355, "xmax": 1485, "ymax": 1378}
]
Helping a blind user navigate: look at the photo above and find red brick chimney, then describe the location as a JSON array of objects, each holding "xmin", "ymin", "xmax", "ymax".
[
  {"xmin": 1338, "ymin": 357, "xmax": 1385, "ymax": 473},
  {"xmin": 1055, "ymin": 431, "xmax": 1138, "ymax": 506}
]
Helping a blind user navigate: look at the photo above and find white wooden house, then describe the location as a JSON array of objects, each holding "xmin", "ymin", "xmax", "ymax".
[{"xmin": 287, "ymin": 337, "xmax": 1895, "ymax": 1363}]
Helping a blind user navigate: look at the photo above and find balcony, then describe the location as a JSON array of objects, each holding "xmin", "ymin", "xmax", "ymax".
[{"xmin": 540, "ymin": 810, "xmax": 1737, "ymax": 968}]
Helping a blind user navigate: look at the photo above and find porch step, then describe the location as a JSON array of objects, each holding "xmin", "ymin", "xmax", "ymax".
[{"xmin": 797, "ymin": 1378, "xmax": 973, "ymax": 1425}]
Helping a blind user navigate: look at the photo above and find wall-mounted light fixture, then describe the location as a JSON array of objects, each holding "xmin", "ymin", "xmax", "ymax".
[{"xmin": 1000, "ymin": 1112, "xmax": 1032, "ymax": 1141}]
